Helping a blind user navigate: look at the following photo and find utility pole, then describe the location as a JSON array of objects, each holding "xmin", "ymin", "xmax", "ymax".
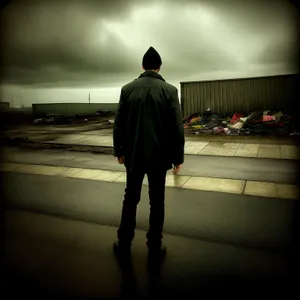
[{"xmin": 88, "ymin": 93, "xmax": 91, "ymax": 104}]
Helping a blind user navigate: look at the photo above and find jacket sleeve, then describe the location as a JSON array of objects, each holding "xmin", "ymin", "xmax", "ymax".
[
  {"xmin": 113, "ymin": 88, "xmax": 126, "ymax": 157},
  {"xmin": 169, "ymin": 88, "xmax": 185, "ymax": 165}
]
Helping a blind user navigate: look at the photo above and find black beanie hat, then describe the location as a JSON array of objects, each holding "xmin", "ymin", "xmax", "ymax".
[{"xmin": 142, "ymin": 46, "xmax": 162, "ymax": 70}]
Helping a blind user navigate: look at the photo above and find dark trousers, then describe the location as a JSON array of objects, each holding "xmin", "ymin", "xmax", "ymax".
[{"xmin": 117, "ymin": 167, "xmax": 167, "ymax": 247}]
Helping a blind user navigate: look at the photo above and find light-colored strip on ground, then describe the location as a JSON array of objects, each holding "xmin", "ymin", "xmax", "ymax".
[
  {"xmin": 45, "ymin": 135, "xmax": 300, "ymax": 160},
  {"xmin": 1, "ymin": 162, "xmax": 298, "ymax": 200}
]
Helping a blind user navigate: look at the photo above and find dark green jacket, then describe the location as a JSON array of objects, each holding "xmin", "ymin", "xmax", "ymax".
[{"xmin": 113, "ymin": 71, "xmax": 185, "ymax": 172}]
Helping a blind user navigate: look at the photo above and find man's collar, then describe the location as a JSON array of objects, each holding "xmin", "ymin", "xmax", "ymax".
[{"xmin": 138, "ymin": 70, "xmax": 165, "ymax": 81}]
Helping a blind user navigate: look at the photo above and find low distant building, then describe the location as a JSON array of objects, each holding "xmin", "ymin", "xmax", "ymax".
[
  {"xmin": 32, "ymin": 103, "xmax": 118, "ymax": 118},
  {"xmin": 0, "ymin": 102, "xmax": 10, "ymax": 111}
]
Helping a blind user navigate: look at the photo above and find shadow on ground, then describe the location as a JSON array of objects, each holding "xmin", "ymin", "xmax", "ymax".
[{"xmin": 3, "ymin": 209, "xmax": 298, "ymax": 299}]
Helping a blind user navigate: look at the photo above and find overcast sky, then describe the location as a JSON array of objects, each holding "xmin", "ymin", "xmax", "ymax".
[{"xmin": 0, "ymin": 0, "xmax": 298, "ymax": 107}]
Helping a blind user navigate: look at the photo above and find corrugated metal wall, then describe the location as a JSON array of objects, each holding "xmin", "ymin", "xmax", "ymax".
[
  {"xmin": 180, "ymin": 74, "xmax": 299, "ymax": 117},
  {"xmin": 32, "ymin": 103, "xmax": 119, "ymax": 118}
]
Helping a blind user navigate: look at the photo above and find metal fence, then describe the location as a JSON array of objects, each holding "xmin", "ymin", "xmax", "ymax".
[{"xmin": 180, "ymin": 74, "xmax": 299, "ymax": 117}]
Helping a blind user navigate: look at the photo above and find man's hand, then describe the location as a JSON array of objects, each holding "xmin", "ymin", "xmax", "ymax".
[
  {"xmin": 116, "ymin": 156, "xmax": 124, "ymax": 164},
  {"xmin": 173, "ymin": 164, "xmax": 182, "ymax": 175}
]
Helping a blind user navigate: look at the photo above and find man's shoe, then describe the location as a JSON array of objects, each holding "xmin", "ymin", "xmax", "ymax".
[
  {"xmin": 148, "ymin": 244, "xmax": 167, "ymax": 258},
  {"xmin": 113, "ymin": 241, "xmax": 131, "ymax": 258}
]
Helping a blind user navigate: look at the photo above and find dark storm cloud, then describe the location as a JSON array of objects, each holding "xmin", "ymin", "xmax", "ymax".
[
  {"xmin": 0, "ymin": 0, "xmax": 298, "ymax": 87},
  {"xmin": 147, "ymin": 0, "xmax": 298, "ymax": 76},
  {"xmin": 253, "ymin": 40, "xmax": 298, "ymax": 67},
  {"xmin": 2, "ymin": 66, "xmax": 131, "ymax": 87},
  {"xmin": 185, "ymin": 0, "xmax": 299, "ymax": 72},
  {"xmin": 0, "ymin": 0, "xmax": 139, "ymax": 86}
]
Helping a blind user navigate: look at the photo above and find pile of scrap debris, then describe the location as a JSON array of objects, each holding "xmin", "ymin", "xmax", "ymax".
[
  {"xmin": 33, "ymin": 114, "xmax": 69, "ymax": 125},
  {"xmin": 183, "ymin": 109, "xmax": 298, "ymax": 136}
]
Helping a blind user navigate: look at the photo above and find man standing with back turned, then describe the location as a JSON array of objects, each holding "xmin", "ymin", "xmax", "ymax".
[{"xmin": 113, "ymin": 46, "xmax": 185, "ymax": 258}]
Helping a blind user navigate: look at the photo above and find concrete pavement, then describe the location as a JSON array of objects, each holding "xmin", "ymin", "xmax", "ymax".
[
  {"xmin": 1, "ymin": 160, "xmax": 299, "ymax": 199},
  {"xmin": 2, "ymin": 146, "xmax": 299, "ymax": 298},
  {"xmin": 2, "ymin": 172, "xmax": 296, "ymax": 251},
  {"xmin": 41, "ymin": 134, "xmax": 300, "ymax": 160},
  {"xmin": 1, "ymin": 145, "xmax": 299, "ymax": 200},
  {"xmin": 4, "ymin": 209, "xmax": 294, "ymax": 298},
  {"xmin": 1, "ymin": 146, "xmax": 299, "ymax": 184},
  {"xmin": 3, "ymin": 128, "xmax": 300, "ymax": 159}
]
